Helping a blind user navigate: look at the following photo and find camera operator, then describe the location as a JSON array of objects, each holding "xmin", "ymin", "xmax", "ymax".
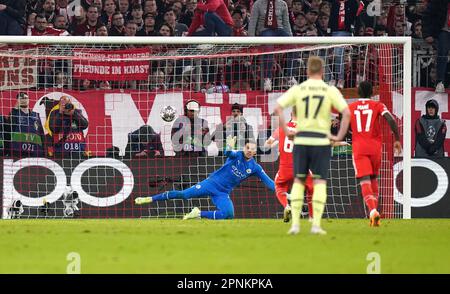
[{"xmin": 46, "ymin": 96, "xmax": 88, "ymax": 158}]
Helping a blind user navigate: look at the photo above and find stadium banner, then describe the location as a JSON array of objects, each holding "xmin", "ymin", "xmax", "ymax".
[
  {"xmin": 411, "ymin": 88, "xmax": 450, "ymax": 156},
  {"xmin": 0, "ymin": 155, "xmax": 365, "ymax": 219},
  {"xmin": 72, "ymin": 48, "xmax": 151, "ymax": 81},
  {"xmin": 0, "ymin": 156, "xmax": 279, "ymax": 219},
  {"xmin": 0, "ymin": 49, "xmax": 37, "ymax": 90},
  {"xmin": 409, "ymin": 158, "xmax": 450, "ymax": 218}
]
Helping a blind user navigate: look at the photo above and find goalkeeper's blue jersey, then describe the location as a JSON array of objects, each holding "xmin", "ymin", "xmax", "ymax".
[{"xmin": 208, "ymin": 150, "xmax": 275, "ymax": 192}]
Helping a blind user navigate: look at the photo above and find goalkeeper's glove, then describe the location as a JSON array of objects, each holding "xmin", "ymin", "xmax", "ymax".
[{"xmin": 226, "ymin": 136, "xmax": 237, "ymax": 151}]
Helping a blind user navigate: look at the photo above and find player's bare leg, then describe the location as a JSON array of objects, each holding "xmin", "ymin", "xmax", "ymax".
[{"xmin": 287, "ymin": 178, "xmax": 305, "ymax": 235}]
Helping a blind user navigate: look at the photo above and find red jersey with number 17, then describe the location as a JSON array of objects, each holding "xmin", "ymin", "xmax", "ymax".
[
  {"xmin": 349, "ymin": 99, "xmax": 390, "ymax": 155},
  {"xmin": 271, "ymin": 121, "xmax": 297, "ymax": 172}
]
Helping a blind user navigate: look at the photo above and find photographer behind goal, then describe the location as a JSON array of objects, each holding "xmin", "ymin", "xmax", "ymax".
[{"xmin": 45, "ymin": 96, "xmax": 89, "ymax": 158}]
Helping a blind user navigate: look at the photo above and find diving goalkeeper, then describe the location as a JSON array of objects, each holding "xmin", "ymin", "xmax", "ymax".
[{"xmin": 135, "ymin": 138, "xmax": 275, "ymax": 220}]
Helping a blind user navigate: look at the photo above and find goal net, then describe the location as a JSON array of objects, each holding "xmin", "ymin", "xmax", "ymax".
[{"xmin": 0, "ymin": 37, "xmax": 411, "ymax": 220}]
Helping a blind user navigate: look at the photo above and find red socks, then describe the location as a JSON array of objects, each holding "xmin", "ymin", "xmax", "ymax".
[
  {"xmin": 361, "ymin": 181, "xmax": 377, "ymax": 212},
  {"xmin": 371, "ymin": 178, "xmax": 379, "ymax": 207}
]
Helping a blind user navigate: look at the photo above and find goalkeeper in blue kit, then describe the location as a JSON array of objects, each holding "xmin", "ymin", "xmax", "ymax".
[{"xmin": 135, "ymin": 138, "xmax": 275, "ymax": 220}]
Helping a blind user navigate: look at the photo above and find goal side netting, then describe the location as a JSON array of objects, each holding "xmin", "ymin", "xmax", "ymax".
[{"xmin": 0, "ymin": 37, "xmax": 411, "ymax": 220}]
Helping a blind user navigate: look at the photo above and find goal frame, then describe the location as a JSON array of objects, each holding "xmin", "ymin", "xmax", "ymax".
[{"xmin": 0, "ymin": 36, "xmax": 412, "ymax": 219}]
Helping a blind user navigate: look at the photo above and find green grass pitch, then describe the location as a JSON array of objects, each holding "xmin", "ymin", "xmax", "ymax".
[{"xmin": 0, "ymin": 218, "xmax": 449, "ymax": 274}]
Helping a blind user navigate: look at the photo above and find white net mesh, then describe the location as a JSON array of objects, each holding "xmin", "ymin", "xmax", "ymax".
[{"xmin": 0, "ymin": 39, "xmax": 405, "ymax": 219}]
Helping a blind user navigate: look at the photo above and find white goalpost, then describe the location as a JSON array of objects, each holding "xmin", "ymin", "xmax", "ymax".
[{"xmin": 0, "ymin": 36, "xmax": 411, "ymax": 220}]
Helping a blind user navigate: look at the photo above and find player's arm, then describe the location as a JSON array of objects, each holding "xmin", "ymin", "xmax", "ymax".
[
  {"xmin": 264, "ymin": 128, "xmax": 279, "ymax": 149},
  {"xmin": 383, "ymin": 112, "xmax": 402, "ymax": 154},
  {"xmin": 223, "ymin": 136, "xmax": 239, "ymax": 158},
  {"xmin": 329, "ymin": 87, "xmax": 350, "ymax": 143},
  {"xmin": 264, "ymin": 137, "xmax": 279, "ymax": 149},
  {"xmin": 274, "ymin": 87, "xmax": 297, "ymax": 140},
  {"xmin": 333, "ymin": 107, "xmax": 350, "ymax": 142},
  {"xmin": 256, "ymin": 167, "xmax": 275, "ymax": 192}
]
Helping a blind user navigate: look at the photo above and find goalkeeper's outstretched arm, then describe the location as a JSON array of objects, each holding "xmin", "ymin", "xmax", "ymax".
[{"xmin": 256, "ymin": 167, "xmax": 275, "ymax": 192}]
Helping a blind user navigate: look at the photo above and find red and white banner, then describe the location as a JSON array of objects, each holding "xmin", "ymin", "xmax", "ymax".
[
  {"xmin": 72, "ymin": 48, "xmax": 151, "ymax": 81},
  {"xmin": 0, "ymin": 49, "xmax": 37, "ymax": 90}
]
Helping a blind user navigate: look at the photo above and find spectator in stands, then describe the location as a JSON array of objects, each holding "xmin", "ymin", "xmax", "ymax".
[
  {"xmin": 179, "ymin": 0, "xmax": 197, "ymax": 27},
  {"xmin": 110, "ymin": 12, "xmax": 125, "ymax": 36},
  {"xmin": 73, "ymin": 5, "xmax": 103, "ymax": 36},
  {"xmin": 171, "ymin": 100, "xmax": 212, "ymax": 157},
  {"xmin": 422, "ymin": 0, "xmax": 449, "ymax": 93},
  {"xmin": 26, "ymin": 12, "xmax": 37, "ymax": 32},
  {"xmin": 124, "ymin": 125, "xmax": 164, "ymax": 158},
  {"xmin": 412, "ymin": 20, "xmax": 422, "ymax": 39},
  {"xmin": 54, "ymin": 71, "xmax": 68, "ymax": 89},
  {"xmin": 68, "ymin": 5, "xmax": 86, "ymax": 35},
  {"xmin": 317, "ymin": 12, "xmax": 330, "ymax": 36},
  {"xmin": 118, "ymin": 0, "xmax": 131, "ymax": 19},
  {"xmin": 149, "ymin": 69, "xmax": 168, "ymax": 90},
  {"xmin": 232, "ymin": 9, "xmax": 248, "ymax": 36},
  {"xmin": 46, "ymin": 96, "xmax": 89, "ymax": 158},
  {"xmin": 292, "ymin": 11, "xmax": 307, "ymax": 36},
  {"xmin": 248, "ymin": 0, "xmax": 293, "ymax": 91},
  {"xmin": 292, "ymin": 0, "xmax": 303, "ymax": 15},
  {"xmin": 124, "ymin": 20, "xmax": 138, "ymax": 36},
  {"xmin": 41, "ymin": 0, "xmax": 56, "ymax": 24},
  {"xmin": 319, "ymin": 1, "xmax": 330, "ymax": 16},
  {"xmin": 329, "ymin": 0, "xmax": 360, "ymax": 89},
  {"xmin": 28, "ymin": 13, "xmax": 68, "ymax": 35},
  {"xmin": 100, "ymin": 0, "xmax": 117, "ymax": 28},
  {"xmin": 137, "ymin": 13, "xmax": 158, "ymax": 35},
  {"xmin": 172, "ymin": 0, "xmax": 184, "ymax": 17},
  {"xmin": 289, "ymin": 0, "xmax": 304, "ymax": 29},
  {"xmin": 213, "ymin": 103, "xmax": 255, "ymax": 153},
  {"xmin": 96, "ymin": 24, "xmax": 109, "ymax": 36},
  {"xmin": 164, "ymin": 8, "xmax": 188, "ymax": 36},
  {"xmin": 143, "ymin": 0, "xmax": 159, "ymax": 17},
  {"xmin": 393, "ymin": 21, "xmax": 406, "ymax": 36},
  {"xmin": 305, "ymin": 8, "xmax": 318, "ymax": 27},
  {"xmin": 158, "ymin": 22, "xmax": 175, "ymax": 36},
  {"xmin": 0, "ymin": 0, "xmax": 26, "ymax": 35},
  {"xmin": 130, "ymin": 4, "xmax": 144, "ymax": 30},
  {"xmin": 55, "ymin": 0, "xmax": 69, "ymax": 23},
  {"xmin": 92, "ymin": 0, "xmax": 102, "ymax": 12},
  {"xmin": 53, "ymin": 14, "xmax": 67, "ymax": 30},
  {"xmin": 3, "ymin": 92, "xmax": 45, "ymax": 157},
  {"xmin": 374, "ymin": 24, "xmax": 387, "ymax": 36},
  {"xmin": 387, "ymin": 2, "xmax": 406, "ymax": 36},
  {"xmin": 415, "ymin": 99, "xmax": 447, "ymax": 158},
  {"xmin": 187, "ymin": 0, "xmax": 233, "ymax": 36},
  {"xmin": 235, "ymin": 4, "xmax": 250, "ymax": 30}
]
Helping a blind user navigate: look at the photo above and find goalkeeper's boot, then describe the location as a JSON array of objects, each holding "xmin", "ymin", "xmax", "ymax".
[
  {"xmin": 287, "ymin": 224, "xmax": 300, "ymax": 235},
  {"xmin": 370, "ymin": 210, "xmax": 381, "ymax": 227},
  {"xmin": 183, "ymin": 207, "xmax": 201, "ymax": 220},
  {"xmin": 310, "ymin": 225, "xmax": 327, "ymax": 235},
  {"xmin": 283, "ymin": 205, "xmax": 291, "ymax": 223},
  {"xmin": 134, "ymin": 197, "xmax": 153, "ymax": 205}
]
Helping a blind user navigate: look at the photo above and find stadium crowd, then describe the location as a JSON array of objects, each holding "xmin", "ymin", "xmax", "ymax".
[{"xmin": 0, "ymin": 0, "xmax": 448, "ymax": 92}]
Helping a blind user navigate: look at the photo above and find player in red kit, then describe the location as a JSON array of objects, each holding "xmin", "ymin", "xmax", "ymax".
[
  {"xmin": 348, "ymin": 81, "xmax": 402, "ymax": 227},
  {"xmin": 265, "ymin": 107, "xmax": 314, "ymax": 222}
]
